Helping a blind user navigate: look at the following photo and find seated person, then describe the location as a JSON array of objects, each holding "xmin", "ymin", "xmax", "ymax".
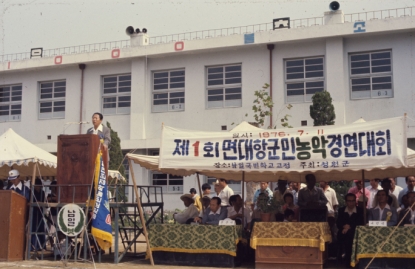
[
  {"xmin": 402, "ymin": 194, "xmax": 410, "ymax": 209},
  {"xmin": 368, "ymin": 190, "xmax": 398, "ymax": 226},
  {"xmin": 228, "ymin": 194, "xmax": 251, "ymax": 228},
  {"xmin": 194, "ymin": 197, "xmax": 228, "ymax": 225},
  {"xmin": 398, "ymin": 192, "xmax": 415, "ymax": 226},
  {"xmin": 283, "ymin": 209, "xmax": 295, "ymax": 222},
  {"xmin": 282, "ymin": 192, "xmax": 299, "ymax": 221},
  {"xmin": 201, "ymin": 195, "xmax": 211, "ymax": 211},
  {"xmin": 173, "ymin": 194, "xmax": 200, "ymax": 224},
  {"xmin": 336, "ymin": 193, "xmax": 364, "ymax": 266},
  {"xmin": 371, "ymin": 178, "xmax": 399, "ymax": 209}
]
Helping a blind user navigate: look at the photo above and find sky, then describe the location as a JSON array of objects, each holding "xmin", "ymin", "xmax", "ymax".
[{"xmin": 1, "ymin": 0, "xmax": 415, "ymax": 55}]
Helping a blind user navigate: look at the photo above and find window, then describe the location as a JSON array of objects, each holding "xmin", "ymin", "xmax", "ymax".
[
  {"xmin": 0, "ymin": 84, "xmax": 22, "ymax": 122},
  {"xmin": 285, "ymin": 57, "xmax": 324, "ymax": 103},
  {"xmin": 39, "ymin": 80, "xmax": 65, "ymax": 119},
  {"xmin": 349, "ymin": 51, "xmax": 393, "ymax": 99},
  {"xmin": 102, "ymin": 74, "xmax": 131, "ymax": 115},
  {"xmin": 207, "ymin": 64, "xmax": 242, "ymax": 108},
  {"xmin": 152, "ymin": 70, "xmax": 185, "ymax": 112},
  {"xmin": 151, "ymin": 172, "xmax": 183, "ymax": 193}
]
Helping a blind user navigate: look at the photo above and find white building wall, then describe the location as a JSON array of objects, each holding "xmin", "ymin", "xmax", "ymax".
[{"xmin": 3, "ymin": 15, "xmax": 415, "ymax": 210}]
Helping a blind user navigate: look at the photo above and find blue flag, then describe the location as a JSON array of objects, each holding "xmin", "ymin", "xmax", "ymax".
[{"xmin": 91, "ymin": 152, "xmax": 112, "ymax": 251}]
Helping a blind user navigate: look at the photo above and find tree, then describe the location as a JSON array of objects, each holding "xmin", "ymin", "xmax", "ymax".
[
  {"xmin": 309, "ymin": 91, "xmax": 335, "ymax": 126},
  {"xmin": 106, "ymin": 122, "xmax": 127, "ymax": 204},
  {"xmin": 106, "ymin": 121, "xmax": 125, "ymax": 177},
  {"xmin": 309, "ymin": 91, "xmax": 346, "ymax": 206},
  {"xmin": 251, "ymin": 83, "xmax": 293, "ymax": 129},
  {"xmin": 244, "ymin": 83, "xmax": 293, "ymax": 204}
]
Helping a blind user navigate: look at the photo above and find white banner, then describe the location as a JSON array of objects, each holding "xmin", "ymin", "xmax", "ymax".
[{"xmin": 159, "ymin": 117, "xmax": 407, "ymax": 173}]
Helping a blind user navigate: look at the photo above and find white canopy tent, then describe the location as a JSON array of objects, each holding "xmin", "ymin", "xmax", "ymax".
[
  {"xmin": 127, "ymin": 117, "xmax": 415, "ymax": 182},
  {"xmin": 0, "ymin": 128, "xmax": 57, "ymax": 179}
]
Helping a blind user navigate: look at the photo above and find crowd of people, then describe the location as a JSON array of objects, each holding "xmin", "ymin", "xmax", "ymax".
[{"xmin": 172, "ymin": 174, "xmax": 415, "ymax": 267}]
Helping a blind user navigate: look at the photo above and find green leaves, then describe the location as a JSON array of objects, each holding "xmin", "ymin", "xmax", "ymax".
[{"xmin": 309, "ymin": 91, "xmax": 336, "ymax": 127}]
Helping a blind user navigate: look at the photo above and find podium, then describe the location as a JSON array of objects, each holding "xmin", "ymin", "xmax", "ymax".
[
  {"xmin": 0, "ymin": 191, "xmax": 27, "ymax": 261},
  {"xmin": 57, "ymin": 134, "xmax": 108, "ymax": 203}
]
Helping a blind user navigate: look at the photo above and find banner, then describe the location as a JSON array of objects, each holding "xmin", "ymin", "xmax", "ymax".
[
  {"xmin": 91, "ymin": 152, "xmax": 112, "ymax": 251},
  {"xmin": 159, "ymin": 117, "xmax": 407, "ymax": 172}
]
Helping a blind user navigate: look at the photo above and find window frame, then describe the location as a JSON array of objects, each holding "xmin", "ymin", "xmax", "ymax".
[
  {"xmin": 349, "ymin": 50, "xmax": 393, "ymax": 100},
  {"xmin": 151, "ymin": 69, "xmax": 185, "ymax": 113},
  {"xmin": 206, "ymin": 64, "xmax": 242, "ymax": 109},
  {"xmin": 102, "ymin": 73, "xmax": 131, "ymax": 115},
  {"xmin": 284, "ymin": 56, "xmax": 325, "ymax": 104},
  {"xmin": 0, "ymin": 83, "xmax": 22, "ymax": 122},
  {"xmin": 38, "ymin": 80, "xmax": 66, "ymax": 120}
]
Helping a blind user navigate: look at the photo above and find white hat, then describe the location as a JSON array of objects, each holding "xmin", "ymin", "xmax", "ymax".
[{"xmin": 8, "ymin": 169, "xmax": 20, "ymax": 180}]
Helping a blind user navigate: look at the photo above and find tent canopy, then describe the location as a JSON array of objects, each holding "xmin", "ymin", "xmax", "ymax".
[
  {"xmin": 108, "ymin": 170, "xmax": 126, "ymax": 183},
  {"xmin": 128, "ymin": 117, "xmax": 415, "ymax": 182},
  {"xmin": 127, "ymin": 152, "xmax": 415, "ymax": 182},
  {"xmin": 0, "ymin": 128, "xmax": 57, "ymax": 178}
]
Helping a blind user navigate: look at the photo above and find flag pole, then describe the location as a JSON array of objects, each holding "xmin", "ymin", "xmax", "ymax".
[
  {"xmin": 196, "ymin": 173, "xmax": 203, "ymax": 215},
  {"xmin": 128, "ymin": 158, "xmax": 154, "ymax": 266}
]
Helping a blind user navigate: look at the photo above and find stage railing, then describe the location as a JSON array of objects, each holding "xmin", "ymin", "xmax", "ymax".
[{"xmin": 27, "ymin": 183, "xmax": 163, "ymax": 264}]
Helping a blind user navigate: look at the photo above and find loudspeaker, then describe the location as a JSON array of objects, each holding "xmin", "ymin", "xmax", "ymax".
[
  {"xmin": 125, "ymin": 26, "xmax": 134, "ymax": 35},
  {"xmin": 135, "ymin": 28, "xmax": 140, "ymax": 33},
  {"xmin": 142, "ymin": 28, "xmax": 147, "ymax": 33},
  {"xmin": 329, "ymin": 1, "xmax": 340, "ymax": 11}
]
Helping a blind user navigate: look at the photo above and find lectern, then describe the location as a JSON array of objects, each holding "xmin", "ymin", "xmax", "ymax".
[
  {"xmin": 0, "ymin": 191, "xmax": 27, "ymax": 261},
  {"xmin": 57, "ymin": 134, "xmax": 108, "ymax": 203}
]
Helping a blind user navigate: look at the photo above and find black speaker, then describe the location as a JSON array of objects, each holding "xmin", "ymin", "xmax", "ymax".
[
  {"xmin": 142, "ymin": 28, "xmax": 147, "ymax": 33},
  {"xmin": 125, "ymin": 26, "xmax": 134, "ymax": 35},
  {"xmin": 329, "ymin": 1, "xmax": 340, "ymax": 11}
]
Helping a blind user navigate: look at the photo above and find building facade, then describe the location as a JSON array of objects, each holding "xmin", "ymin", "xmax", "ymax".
[{"xmin": 1, "ymin": 8, "xmax": 415, "ymax": 209}]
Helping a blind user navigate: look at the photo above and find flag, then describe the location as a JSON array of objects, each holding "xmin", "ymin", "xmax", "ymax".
[{"xmin": 91, "ymin": 151, "xmax": 113, "ymax": 251}]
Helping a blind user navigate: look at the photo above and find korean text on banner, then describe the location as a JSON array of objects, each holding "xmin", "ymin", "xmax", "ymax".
[
  {"xmin": 159, "ymin": 117, "xmax": 407, "ymax": 172},
  {"xmin": 91, "ymin": 152, "xmax": 113, "ymax": 251}
]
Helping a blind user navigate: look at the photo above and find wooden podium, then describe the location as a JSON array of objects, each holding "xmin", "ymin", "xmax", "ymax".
[
  {"xmin": 57, "ymin": 134, "xmax": 108, "ymax": 203},
  {"xmin": 0, "ymin": 191, "xmax": 27, "ymax": 261}
]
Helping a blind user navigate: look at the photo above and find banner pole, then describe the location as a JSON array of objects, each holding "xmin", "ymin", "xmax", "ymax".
[
  {"xmin": 128, "ymin": 158, "xmax": 154, "ymax": 266},
  {"xmin": 196, "ymin": 173, "xmax": 203, "ymax": 215},
  {"xmin": 242, "ymin": 171, "xmax": 245, "ymax": 228},
  {"xmin": 361, "ymin": 170, "xmax": 366, "ymax": 224}
]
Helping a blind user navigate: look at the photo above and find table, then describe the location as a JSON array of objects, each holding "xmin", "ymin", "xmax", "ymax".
[
  {"xmin": 351, "ymin": 226, "xmax": 415, "ymax": 268},
  {"xmin": 250, "ymin": 222, "xmax": 332, "ymax": 269},
  {"xmin": 148, "ymin": 224, "xmax": 242, "ymax": 267}
]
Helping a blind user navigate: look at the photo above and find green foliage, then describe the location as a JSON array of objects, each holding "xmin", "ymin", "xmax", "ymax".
[
  {"xmin": 309, "ymin": 91, "xmax": 336, "ymax": 126},
  {"xmin": 329, "ymin": 181, "xmax": 353, "ymax": 208},
  {"xmin": 250, "ymin": 83, "xmax": 293, "ymax": 129},
  {"xmin": 106, "ymin": 121, "xmax": 125, "ymax": 176},
  {"xmin": 106, "ymin": 122, "xmax": 127, "ymax": 206},
  {"xmin": 257, "ymin": 195, "xmax": 282, "ymax": 213}
]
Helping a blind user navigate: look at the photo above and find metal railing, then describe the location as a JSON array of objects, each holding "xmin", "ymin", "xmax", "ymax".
[
  {"xmin": 344, "ymin": 6, "xmax": 415, "ymax": 22},
  {"xmin": 1, "ymin": 6, "xmax": 415, "ymax": 63}
]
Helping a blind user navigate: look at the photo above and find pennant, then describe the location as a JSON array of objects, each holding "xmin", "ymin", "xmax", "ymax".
[{"xmin": 91, "ymin": 151, "xmax": 112, "ymax": 251}]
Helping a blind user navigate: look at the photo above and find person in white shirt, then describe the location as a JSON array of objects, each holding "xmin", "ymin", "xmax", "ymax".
[
  {"xmin": 320, "ymin": 181, "xmax": 338, "ymax": 238},
  {"xmin": 173, "ymin": 194, "xmax": 200, "ymax": 224},
  {"xmin": 218, "ymin": 179, "xmax": 234, "ymax": 206},
  {"xmin": 390, "ymin": 177, "xmax": 403, "ymax": 198},
  {"xmin": 228, "ymin": 194, "xmax": 251, "ymax": 228},
  {"xmin": 366, "ymin": 178, "xmax": 382, "ymax": 208}
]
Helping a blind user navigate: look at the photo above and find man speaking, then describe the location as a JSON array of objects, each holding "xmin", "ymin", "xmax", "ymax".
[{"xmin": 87, "ymin": 112, "xmax": 111, "ymax": 150}]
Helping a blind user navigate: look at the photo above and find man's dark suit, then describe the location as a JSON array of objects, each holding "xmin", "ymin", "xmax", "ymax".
[
  {"xmin": 86, "ymin": 124, "xmax": 111, "ymax": 146},
  {"xmin": 398, "ymin": 208, "xmax": 415, "ymax": 226},
  {"xmin": 336, "ymin": 206, "xmax": 364, "ymax": 266}
]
